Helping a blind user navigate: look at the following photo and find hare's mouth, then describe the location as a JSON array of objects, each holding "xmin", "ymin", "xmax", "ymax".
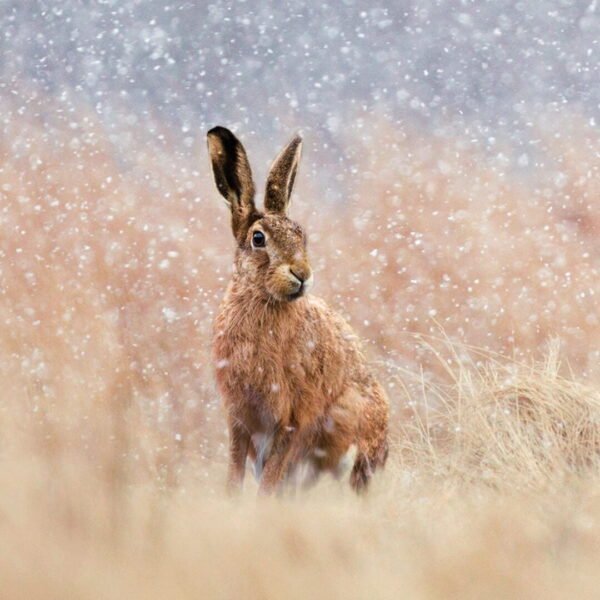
[{"xmin": 287, "ymin": 288, "xmax": 305, "ymax": 301}]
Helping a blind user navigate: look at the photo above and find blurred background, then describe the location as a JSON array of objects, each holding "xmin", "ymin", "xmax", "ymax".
[{"xmin": 0, "ymin": 0, "xmax": 598, "ymax": 477}]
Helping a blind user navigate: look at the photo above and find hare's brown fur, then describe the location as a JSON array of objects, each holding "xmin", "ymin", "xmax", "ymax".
[{"xmin": 207, "ymin": 126, "xmax": 388, "ymax": 494}]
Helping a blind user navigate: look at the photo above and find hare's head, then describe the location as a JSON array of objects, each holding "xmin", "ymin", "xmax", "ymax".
[{"xmin": 207, "ymin": 126, "xmax": 313, "ymax": 302}]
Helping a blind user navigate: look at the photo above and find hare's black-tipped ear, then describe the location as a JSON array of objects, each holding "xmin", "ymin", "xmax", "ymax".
[
  {"xmin": 264, "ymin": 134, "xmax": 302, "ymax": 214},
  {"xmin": 207, "ymin": 126, "xmax": 256, "ymax": 238}
]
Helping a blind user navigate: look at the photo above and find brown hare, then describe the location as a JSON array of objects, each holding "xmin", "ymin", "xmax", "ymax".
[{"xmin": 207, "ymin": 126, "xmax": 389, "ymax": 495}]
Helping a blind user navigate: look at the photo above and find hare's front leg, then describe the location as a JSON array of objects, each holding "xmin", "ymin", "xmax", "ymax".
[
  {"xmin": 226, "ymin": 416, "xmax": 250, "ymax": 495},
  {"xmin": 258, "ymin": 426, "xmax": 298, "ymax": 495}
]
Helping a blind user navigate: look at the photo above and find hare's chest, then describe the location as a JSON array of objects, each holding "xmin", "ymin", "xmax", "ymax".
[
  {"xmin": 214, "ymin": 326, "xmax": 309, "ymax": 422},
  {"xmin": 218, "ymin": 332, "xmax": 300, "ymax": 386}
]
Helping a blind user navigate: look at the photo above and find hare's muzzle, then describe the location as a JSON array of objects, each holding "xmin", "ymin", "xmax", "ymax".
[{"xmin": 287, "ymin": 266, "xmax": 313, "ymax": 300}]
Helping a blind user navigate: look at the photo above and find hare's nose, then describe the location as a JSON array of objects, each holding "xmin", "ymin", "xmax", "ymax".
[
  {"xmin": 289, "ymin": 268, "xmax": 306, "ymax": 284},
  {"xmin": 289, "ymin": 267, "xmax": 314, "ymax": 294}
]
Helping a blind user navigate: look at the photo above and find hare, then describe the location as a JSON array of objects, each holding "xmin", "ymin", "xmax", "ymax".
[{"xmin": 207, "ymin": 126, "xmax": 389, "ymax": 495}]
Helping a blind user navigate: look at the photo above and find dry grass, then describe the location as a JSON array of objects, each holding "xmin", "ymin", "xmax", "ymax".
[
  {"xmin": 0, "ymin": 99, "xmax": 599, "ymax": 597},
  {"xmin": 2, "ymin": 345, "xmax": 600, "ymax": 599}
]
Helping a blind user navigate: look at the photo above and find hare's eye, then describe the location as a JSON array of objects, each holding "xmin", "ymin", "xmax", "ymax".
[{"xmin": 252, "ymin": 230, "xmax": 266, "ymax": 248}]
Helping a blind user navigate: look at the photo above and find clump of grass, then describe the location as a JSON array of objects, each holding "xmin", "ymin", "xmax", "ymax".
[{"xmin": 392, "ymin": 338, "xmax": 600, "ymax": 491}]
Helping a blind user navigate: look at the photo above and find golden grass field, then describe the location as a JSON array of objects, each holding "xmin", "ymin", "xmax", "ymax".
[{"xmin": 0, "ymin": 101, "xmax": 599, "ymax": 598}]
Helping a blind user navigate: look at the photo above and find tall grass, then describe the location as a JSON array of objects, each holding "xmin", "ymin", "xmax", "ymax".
[
  {"xmin": 0, "ymin": 101, "xmax": 599, "ymax": 597},
  {"xmin": 2, "ymin": 342, "xmax": 600, "ymax": 599}
]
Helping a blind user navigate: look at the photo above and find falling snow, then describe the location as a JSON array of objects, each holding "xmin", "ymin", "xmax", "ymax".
[{"xmin": 0, "ymin": 1, "xmax": 598, "ymax": 465}]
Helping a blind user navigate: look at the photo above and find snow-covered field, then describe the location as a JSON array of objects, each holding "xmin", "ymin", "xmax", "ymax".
[{"xmin": 0, "ymin": 2, "xmax": 598, "ymax": 597}]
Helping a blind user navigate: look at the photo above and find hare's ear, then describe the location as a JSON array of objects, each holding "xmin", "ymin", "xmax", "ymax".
[
  {"xmin": 264, "ymin": 134, "xmax": 302, "ymax": 214},
  {"xmin": 207, "ymin": 126, "xmax": 256, "ymax": 238}
]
